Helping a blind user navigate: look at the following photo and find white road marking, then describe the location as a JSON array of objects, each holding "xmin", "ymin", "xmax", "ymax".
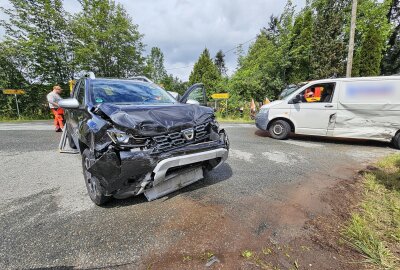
[
  {"xmin": 282, "ymin": 140, "xmax": 323, "ymax": 148},
  {"xmin": 262, "ymin": 151, "xmax": 306, "ymax": 165},
  {"xmin": 230, "ymin": 149, "xmax": 254, "ymax": 162}
]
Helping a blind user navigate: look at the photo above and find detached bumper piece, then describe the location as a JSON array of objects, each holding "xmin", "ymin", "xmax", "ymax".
[{"xmin": 144, "ymin": 148, "xmax": 228, "ymax": 201}]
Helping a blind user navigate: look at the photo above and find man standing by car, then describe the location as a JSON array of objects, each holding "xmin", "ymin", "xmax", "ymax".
[{"xmin": 47, "ymin": 85, "xmax": 64, "ymax": 132}]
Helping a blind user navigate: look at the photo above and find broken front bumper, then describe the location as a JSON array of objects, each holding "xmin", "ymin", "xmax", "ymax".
[{"xmin": 88, "ymin": 131, "xmax": 229, "ymax": 200}]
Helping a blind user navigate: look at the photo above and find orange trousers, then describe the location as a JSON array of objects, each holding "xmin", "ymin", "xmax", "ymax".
[{"xmin": 51, "ymin": 108, "xmax": 65, "ymax": 129}]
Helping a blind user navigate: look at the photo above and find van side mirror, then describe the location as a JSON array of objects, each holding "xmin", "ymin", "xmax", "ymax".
[
  {"xmin": 289, "ymin": 94, "xmax": 301, "ymax": 104},
  {"xmin": 59, "ymin": 98, "xmax": 80, "ymax": 109}
]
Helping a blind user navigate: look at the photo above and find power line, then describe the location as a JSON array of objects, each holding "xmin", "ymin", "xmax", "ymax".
[{"xmin": 165, "ymin": 35, "xmax": 258, "ymax": 71}]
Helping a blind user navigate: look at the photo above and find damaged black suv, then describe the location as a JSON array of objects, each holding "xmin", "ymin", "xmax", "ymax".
[{"xmin": 59, "ymin": 73, "xmax": 229, "ymax": 205}]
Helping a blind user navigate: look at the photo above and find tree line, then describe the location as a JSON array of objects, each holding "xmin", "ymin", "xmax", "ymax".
[
  {"xmin": 190, "ymin": 0, "xmax": 399, "ymax": 109},
  {"xmin": 0, "ymin": 0, "xmax": 399, "ymax": 119}
]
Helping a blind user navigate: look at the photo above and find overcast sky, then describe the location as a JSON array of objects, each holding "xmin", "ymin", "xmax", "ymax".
[{"xmin": 0, "ymin": 0, "xmax": 305, "ymax": 81}]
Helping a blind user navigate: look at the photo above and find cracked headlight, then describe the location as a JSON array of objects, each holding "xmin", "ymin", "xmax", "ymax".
[{"xmin": 107, "ymin": 129, "xmax": 131, "ymax": 144}]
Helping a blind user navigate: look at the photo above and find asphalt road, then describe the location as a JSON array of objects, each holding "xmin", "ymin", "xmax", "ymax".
[{"xmin": 0, "ymin": 121, "xmax": 396, "ymax": 269}]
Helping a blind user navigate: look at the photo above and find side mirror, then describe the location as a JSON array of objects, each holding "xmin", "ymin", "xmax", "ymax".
[
  {"xmin": 58, "ymin": 98, "xmax": 80, "ymax": 109},
  {"xmin": 186, "ymin": 99, "xmax": 200, "ymax": 105},
  {"xmin": 289, "ymin": 94, "xmax": 301, "ymax": 104}
]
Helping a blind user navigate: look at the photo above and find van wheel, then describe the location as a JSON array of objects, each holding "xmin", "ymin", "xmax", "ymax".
[
  {"xmin": 269, "ymin": 120, "xmax": 291, "ymax": 140},
  {"xmin": 392, "ymin": 133, "xmax": 400, "ymax": 150},
  {"xmin": 82, "ymin": 149, "xmax": 111, "ymax": 205}
]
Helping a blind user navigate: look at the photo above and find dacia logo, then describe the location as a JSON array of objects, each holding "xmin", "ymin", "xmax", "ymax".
[{"xmin": 182, "ymin": 128, "xmax": 194, "ymax": 141}]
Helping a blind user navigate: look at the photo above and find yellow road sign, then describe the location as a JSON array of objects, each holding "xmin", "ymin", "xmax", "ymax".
[
  {"xmin": 211, "ymin": 93, "xmax": 229, "ymax": 99},
  {"xmin": 2, "ymin": 89, "xmax": 25, "ymax": 95}
]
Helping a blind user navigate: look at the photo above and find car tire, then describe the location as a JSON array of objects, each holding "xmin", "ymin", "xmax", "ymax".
[
  {"xmin": 82, "ymin": 149, "xmax": 111, "ymax": 205},
  {"xmin": 269, "ymin": 120, "xmax": 291, "ymax": 140},
  {"xmin": 392, "ymin": 132, "xmax": 400, "ymax": 150}
]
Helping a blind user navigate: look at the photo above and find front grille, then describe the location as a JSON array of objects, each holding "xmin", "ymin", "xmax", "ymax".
[{"xmin": 152, "ymin": 124, "xmax": 209, "ymax": 152}]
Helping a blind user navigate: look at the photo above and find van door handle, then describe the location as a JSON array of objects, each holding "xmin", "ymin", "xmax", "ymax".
[{"xmin": 325, "ymin": 104, "xmax": 334, "ymax": 108}]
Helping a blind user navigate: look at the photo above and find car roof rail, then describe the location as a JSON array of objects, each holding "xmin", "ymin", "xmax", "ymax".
[
  {"xmin": 128, "ymin": 76, "xmax": 154, "ymax": 83},
  {"xmin": 83, "ymin": 72, "xmax": 95, "ymax": 79}
]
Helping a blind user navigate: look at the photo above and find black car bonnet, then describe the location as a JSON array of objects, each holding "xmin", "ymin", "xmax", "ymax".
[{"xmin": 97, "ymin": 103, "xmax": 214, "ymax": 136}]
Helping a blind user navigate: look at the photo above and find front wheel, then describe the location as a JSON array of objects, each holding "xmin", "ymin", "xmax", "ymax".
[
  {"xmin": 392, "ymin": 132, "xmax": 400, "ymax": 150},
  {"xmin": 82, "ymin": 149, "xmax": 111, "ymax": 205},
  {"xmin": 268, "ymin": 120, "xmax": 291, "ymax": 140}
]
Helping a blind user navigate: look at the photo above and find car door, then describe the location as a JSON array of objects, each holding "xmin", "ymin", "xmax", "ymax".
[
  {"xmin": 69, "ymin": 79, "xmax": 86, "ymax": 143},
  {"xmin": 65, "ymin": 80, "xmax": 80, "ymax": 136},
  {"xmin": 289, "ymin": 82, "xmax": 338, "ymax": 136},
  {"xmin": 180, "ymin": 83, "xmax": 207, "ymax": 106}
]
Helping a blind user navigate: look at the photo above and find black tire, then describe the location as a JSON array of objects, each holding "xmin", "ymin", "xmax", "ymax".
[
  {"xmin": 392, "ymin": 132, "xmax": 400, "ymax": 149},
  {"xmin": 82, "ymin": 149, "xmax": 111, "ymax": 205},
  {"xmin": 268, "ymin": 120, "xmax": 291, "ymax": 140}
]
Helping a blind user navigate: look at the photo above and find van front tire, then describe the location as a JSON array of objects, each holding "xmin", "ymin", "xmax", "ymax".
[
  {"xmin": 392, "ymin": 133, "xmax": 400, "ymax": 150},
  {"xmin": 269, "ymin": 120, "xmax": 291, "ymax": 140}
]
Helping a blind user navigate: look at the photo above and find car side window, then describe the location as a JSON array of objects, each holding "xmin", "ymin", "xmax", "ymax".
[
  {"xmin": 299, "ymin": 83, "xmax": 336, "ymax": 103},
  {"xmin": 187, "ymin": 87, "xmax": 206, "ymax": 105}
]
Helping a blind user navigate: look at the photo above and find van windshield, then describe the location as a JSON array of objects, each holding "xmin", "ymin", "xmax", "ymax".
[
  {"xmin": 279, "ymin": 85, "xmax": 301, "ymax": 99},
  {"xmin": 90, "ymin": 80, "xmax": 176, "ymax": 104}
]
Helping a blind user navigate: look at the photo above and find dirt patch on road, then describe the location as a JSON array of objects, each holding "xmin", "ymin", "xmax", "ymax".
[{"xmin": 138, "ymin": 164, "xmax": 367, "ymax": 270}]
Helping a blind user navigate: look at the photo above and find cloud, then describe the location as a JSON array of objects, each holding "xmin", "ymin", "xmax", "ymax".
[{"xmin": 0, "ymin": 0, "xmax": 306, "ymax": 81}]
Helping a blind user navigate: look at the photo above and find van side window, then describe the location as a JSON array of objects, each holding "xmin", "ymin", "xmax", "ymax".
[{"xmin": 299, "ymin": 83, "xmax": 336, "ymax": 103}]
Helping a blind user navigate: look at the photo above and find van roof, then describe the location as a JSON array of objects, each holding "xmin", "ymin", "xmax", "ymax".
[{"xmin": 309, "ymin": 75, "xmax": 400, "ymax": 85}]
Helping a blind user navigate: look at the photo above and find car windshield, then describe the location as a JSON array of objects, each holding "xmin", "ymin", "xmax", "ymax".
[{"xmin": 90, "ymin": 80, "xmax": 176, "ymax": 104}]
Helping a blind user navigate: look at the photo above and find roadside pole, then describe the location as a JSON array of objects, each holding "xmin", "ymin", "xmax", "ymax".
[
  {"xmin": 14, "ymin": 94, "xmax": 21, "ymax": 119},
  {"xmin": 346, "ymin": 0, "xmax": 358, "ymax": 78}
]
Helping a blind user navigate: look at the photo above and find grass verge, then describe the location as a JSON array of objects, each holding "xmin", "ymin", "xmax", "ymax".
[
  {"xmin": 343, "ymin": 154, "xmax": 400, "ymax": 269},
  {"xmin": 0, "ymin": 116, "xmax": 50, "ymax": 122}
]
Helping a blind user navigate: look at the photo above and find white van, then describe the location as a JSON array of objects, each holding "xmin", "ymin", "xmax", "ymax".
[{"xmin": 255, "ymin": 76, "xmax": 400, "ymax": 149}]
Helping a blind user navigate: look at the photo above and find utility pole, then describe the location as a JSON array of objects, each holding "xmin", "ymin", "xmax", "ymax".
[{"xmin": 346, "ymin": 0, "xmax": 358, "ymax": 78}]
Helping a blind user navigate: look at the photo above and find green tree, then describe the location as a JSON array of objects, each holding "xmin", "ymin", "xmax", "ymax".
[
  {"xmin": 0, "ymin": 42, "xmax": 28, "ymax": 117},
  {"xmin": 160, "ymin": 75, "xmax": 188, "ymax": 95},
  {"xmin": 381, "ymin": 0, "xmax": 400, "ymax": 74},
  {"xmin": 70, "ymin": 0, "xmax": 145, "ymax": 78},
  {"xmin": 230, "ymin": 33, "xmax": 281, "ymax": 101},
  {"xmin": 214, "ymin": 50, "xmax": 227, "ymax": 76},
  {"xmin": 352, "ymin": 0, "xmax": 392, "ymax": 76},
  {"xmin": 0, "ymin": 0, "xmax": 72, "ymax": 84},
  {"xmin": 189, "ymin": 48, "xmax": 221, "ymax": 97},
  {"xmin": 286, "ymin": 6, "xmax": 313, "ymax": 82},
  {"xmin": 311, "ymin": 0, "xmax": 350, "ymax": 79},
  {"xmin": 229, "ymin": 1, "xmax": 296, "ymax": 101},
  {"xmin": 144, "ymin": 47, "xmax": 167, "ymax": 83}
]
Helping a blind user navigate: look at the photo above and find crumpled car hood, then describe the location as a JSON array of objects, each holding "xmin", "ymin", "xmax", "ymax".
[{"xmin": 97, "ymin": 103, "xmax": 214, "ymax": 136}]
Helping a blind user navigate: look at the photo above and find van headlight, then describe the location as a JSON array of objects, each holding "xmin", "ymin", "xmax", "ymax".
[{"xmin": 107, "ymin": 129, "xmax": 131, "ymax": 144}]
